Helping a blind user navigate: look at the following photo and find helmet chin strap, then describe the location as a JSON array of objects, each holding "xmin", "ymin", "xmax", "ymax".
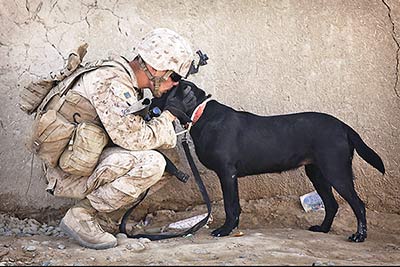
[
  {"xmin": 138, "ymin": 56, "xmax": 172, "ymax": 98},
  {"xmin": 151, "ymin": 78, "xmax": 163, "ymax": 98}
]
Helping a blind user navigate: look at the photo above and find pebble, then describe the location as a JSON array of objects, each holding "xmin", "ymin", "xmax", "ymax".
[
  {"xmin": 24, "ymin": 245, "xmax": 37, "ymax": 252},
  {"xmin": 126, "ymin": 242, "xmax": 146, "ymax": 252},
  {"xmin": 117, "ymin": 236, "xmax": 148, "ymax": 251},
  {"xmin": 0, "ymin": 213, "xmax": 66, "ymax": 238},
  {"xmin": 252, "ymin": 232, "xmax": 264, "ymax": 237},
  {"xmin": 312, "ymin": 261, "xmax": 335, "ymax": 266},
  {"xmin": 138, "ymin": 238, "xmax": 151, "ymax": 244},
  {"xmin": 193, "ymin": 248, "xmax": 209, "ymax": 255},
  {"xmin": 116, "ymin": 233, "xmax": 128, "ymax": 239}
]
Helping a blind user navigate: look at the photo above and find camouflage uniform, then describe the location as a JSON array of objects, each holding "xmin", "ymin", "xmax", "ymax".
[
  {"xmin": 52, "ymin": 56, "xmax": 177, "ymax": 212},
  {"xmin": 56, "ymin": 28, "xmax": 195, "ymax": 250}
]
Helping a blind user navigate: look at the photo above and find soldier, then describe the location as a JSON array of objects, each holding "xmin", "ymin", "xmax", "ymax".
[{"xmin": 56, "ymin": 28, "xmax": 198, "ymax": 249}]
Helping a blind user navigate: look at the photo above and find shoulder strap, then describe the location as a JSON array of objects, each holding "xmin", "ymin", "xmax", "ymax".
[{"xmin": 36, "ymin": 60, "xmax": 115, "ymax": 116}]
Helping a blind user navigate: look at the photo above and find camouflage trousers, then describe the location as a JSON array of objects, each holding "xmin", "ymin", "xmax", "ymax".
[{"xmin": 46, "ymin": 147, "xmax": 169, "ymax": 213}]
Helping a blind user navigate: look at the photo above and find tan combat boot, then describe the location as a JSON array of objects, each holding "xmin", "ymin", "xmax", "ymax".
[{"xmin": 59, "ymin": 199, "xmax": 117, "ymax": 250}]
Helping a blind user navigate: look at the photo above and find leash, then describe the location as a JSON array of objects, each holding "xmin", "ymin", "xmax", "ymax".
[{"xmin": 119, "ymin": 133, "xmax": 212, "ymax": 240}]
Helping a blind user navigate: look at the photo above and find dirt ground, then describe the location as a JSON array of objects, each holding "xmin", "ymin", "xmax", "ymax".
[{"xmin": 1, "ymin": 197, "xmax": 400, "ymax": 266}]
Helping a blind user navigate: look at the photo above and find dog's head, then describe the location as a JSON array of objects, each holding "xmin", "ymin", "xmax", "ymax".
[{"xmin": 150, "ymin": 79, "xmax": 210, "ymax": 118}]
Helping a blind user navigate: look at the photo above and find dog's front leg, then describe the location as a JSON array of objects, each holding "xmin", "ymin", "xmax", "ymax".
[{"xmin": 211, "ymin": 169, "xmax": 240, "ymax": 237}]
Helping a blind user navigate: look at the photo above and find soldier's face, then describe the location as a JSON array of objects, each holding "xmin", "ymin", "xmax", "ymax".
[
  {"xmin": 149, "ymin": 68, "xmax": 180, "ymax": 96},
  {"xmin": 158, "ymin": 76, "xmax": 180, "ymax": 95}
]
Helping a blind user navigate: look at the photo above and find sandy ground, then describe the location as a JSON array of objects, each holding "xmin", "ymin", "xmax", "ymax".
[
  {"xmin": 1, "ymin": 227, "xmax": 400, "ymax": 266},
  {"xmin": 1, "ymin": 198, "xmax": 400, "ymax": 266}
]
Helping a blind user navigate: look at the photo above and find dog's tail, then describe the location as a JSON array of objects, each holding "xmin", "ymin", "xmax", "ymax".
[{"xmin": 347, "ymin": 125, "xmax": 385, "ymax": 174}]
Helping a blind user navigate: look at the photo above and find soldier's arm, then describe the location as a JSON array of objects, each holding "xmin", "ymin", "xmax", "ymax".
[{"xmin": 89, "ymin": 72, "xmax": 177, "ymax": 151}]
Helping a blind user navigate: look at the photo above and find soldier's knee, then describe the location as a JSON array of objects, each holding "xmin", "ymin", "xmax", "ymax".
[{"xmin": 148, "ymin": 150, "xmax": 166, "ymax": 175}]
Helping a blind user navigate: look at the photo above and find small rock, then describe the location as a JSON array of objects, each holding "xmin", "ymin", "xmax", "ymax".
[
  {"xmin": 312, "ymin": 261, "xmax": 335, "ymax": 266},
  {"xmin": 252, "ymin": 232, "xmax": 264, "ymax": 237},
  {"xmin": 57, "ymin": 244, "xmax": 66, "ymax": 250},
  {"xmin": 116, "ymin": 233, "xmax": 127, "ymax": 239},
  {"xmin": 11, "ymin": 228, "xmax": 21, "ymax": 235},
  {"xmin": 193, "ymin": 248, "xmax": 209, "ymax": 255},
  {"xmin": 117, "ymin": 236, "xmax": 147, "ymax": 247},
  {"xmin": 138, "ymin": 238, "xmax": 151, "ymax": 244},
  {"xmin": 22, "ymin": 227, "xmax": 31, "ymax": 234},
  {"xmin": 183, "ymin": 234, "xmax": 193, "ymax": 238},
  {"xmin": 126, "ymin": 242, "xmax": 146, "ymax": 252},
  {"xmin": 24, "ymin": 245, "xmax": 37, "ymax": 252}
]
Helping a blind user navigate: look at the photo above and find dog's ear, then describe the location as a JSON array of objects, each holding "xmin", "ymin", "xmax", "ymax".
[
  {"xmin": 179, "ymin": 79, "xmax": 208, "ymax": 103},
  {"xmin": 150, "ymin": 80, "xmax": 208, "ymax": 111},
  {"xmin": 149, "ymin": 82, "xmax": 188, "ymax": 111}
]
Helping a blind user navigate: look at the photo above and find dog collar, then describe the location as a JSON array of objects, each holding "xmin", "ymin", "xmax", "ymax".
[
  {"xmin": 176, "ymin": 98, "xmax": 212, "ymax": 136},
  {"xmin": 190, "ymin": 98, "xmax": 212, "ymax": 125}
]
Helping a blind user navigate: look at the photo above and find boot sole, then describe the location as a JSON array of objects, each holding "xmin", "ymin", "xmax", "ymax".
[{"xmin": 60, "ymin": 219, "xmax": 117, "ymax": 250}]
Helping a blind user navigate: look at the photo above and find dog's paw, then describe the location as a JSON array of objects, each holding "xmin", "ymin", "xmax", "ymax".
[
  {"xmin": 308, "ymin": 225, "xmax": 329, "ymax": 233},
  {"xmin": 348, "ymin": 232, "xmax": 366, "ymax": 243},
  {"xmin": 211, "ymin": 227, "xmax": 233, "ymax": 237}
]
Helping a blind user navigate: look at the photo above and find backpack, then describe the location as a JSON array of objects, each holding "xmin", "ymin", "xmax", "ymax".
[
  {"xmin": 19, "ymin": 43, "xmax": 89, "ymax": 115},
  {"xmin": 20, "ymin": 44, "xmax": 110, "ymax": 173}
]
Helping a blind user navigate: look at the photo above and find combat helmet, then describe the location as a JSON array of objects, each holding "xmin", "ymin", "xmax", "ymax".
[{"xmin": 136, "ymin": 28, "xmax": 194, "ymax": 97}]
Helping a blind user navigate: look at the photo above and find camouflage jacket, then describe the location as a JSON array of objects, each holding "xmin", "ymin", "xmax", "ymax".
[{"xmin": 71, "ymin": 56, "xmax": 177, "ymax": 151}]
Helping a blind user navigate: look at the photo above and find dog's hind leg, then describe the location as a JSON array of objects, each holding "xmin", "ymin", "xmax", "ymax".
[
  {"xmin": 319, "ymin": 162, "xmax": 367, "ymax": 242},
  {"xmin": 305, "ymin": 164, "xmax": 338, "ymax": 233},
  {"xmin": 211, "ymin": 166, "xmax": 240, "ymax": 237}
]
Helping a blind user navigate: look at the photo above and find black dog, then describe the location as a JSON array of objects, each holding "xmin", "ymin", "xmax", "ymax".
[{"xmin": 153, "ymin": 80, "xmax": 385, "ymax": 242}]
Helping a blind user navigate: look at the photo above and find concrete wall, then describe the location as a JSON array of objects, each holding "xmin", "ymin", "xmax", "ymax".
[{"xmin": 1, "ymin": 0, "xmax": 399, "ymax": 217}]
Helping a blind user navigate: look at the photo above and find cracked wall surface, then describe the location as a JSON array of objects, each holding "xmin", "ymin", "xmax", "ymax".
[
  {"xmin": 382, "ymin": 0, "xmax": 400, "ymax": 98},
  {"xmin": 0, "ymin": 0, "xmax": 399, "ymax": 217}
]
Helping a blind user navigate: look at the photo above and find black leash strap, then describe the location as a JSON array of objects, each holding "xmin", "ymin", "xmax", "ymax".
[
  {"xmin": 119, "ymin": 188, "xmax": 150, "ymax": 234},
  {"xmin": 119, "ymin": 134, "xmax": 212, "ymax": 240}
]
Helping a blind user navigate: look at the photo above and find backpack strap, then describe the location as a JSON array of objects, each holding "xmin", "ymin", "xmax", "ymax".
[{"xmin": 35, "ymin": 60, "xmax": 115, "ymax": 117}]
